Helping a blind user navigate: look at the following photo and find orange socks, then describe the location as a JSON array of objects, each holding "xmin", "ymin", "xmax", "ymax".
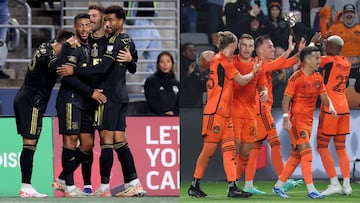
[
  {"xmin": 335, "ymin": 135, "xmax": 350, "ymax": 179},
  {"xmin": 222, "ymin": 138, "xmax": 237, "ymax": 182},
  {"xmin": 279, "ymin": 151, "xmax": 300, "ymax": 182},
  {"xmin": 236, "ymin": 155, "xmax": 248, "ymax": 180},
  {"xmin": 193, "ymin": 142, "xmax": 218, "ymax": 179},
  {"xmin": 268, "ymin": 135, "xmax": 284, "ymax": 176},
  {"xmin": 317, "ymin": 135, "xmax": 337, "ymax": 178},
  {"xmin": 318, "ymin": 134, "xmax": 350, "ymax": 179},
  {"xmin": 300, "ymin": 148, "xmax": 313, "ymax": 184},
  {"xmin": 245, "ymin": 142, "xmax": 261, "ymax": 181}
]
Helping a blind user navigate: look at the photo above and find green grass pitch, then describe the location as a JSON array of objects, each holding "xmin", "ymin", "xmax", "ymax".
[{"xmin": 180, "ymin": 180, "xmax": 360, "ymax": 203}]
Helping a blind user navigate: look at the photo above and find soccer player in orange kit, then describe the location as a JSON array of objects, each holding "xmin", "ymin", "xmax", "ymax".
[
  {"xmin": 310, "ymin": 33, "xmax": 353, "ymax": 196},
  {"xmin": 241, "ymin": 35, "xmax": 305, "ymax": 194},
  {"xmin": 187, "ymin": 31, "xmax": 259, "ymax": 198},
  {"xmin": 272, "ymin": 46, "xmax": 336, "ymax": 199},
  {"xmin": 230, "ymin": 34, "xmax": 268, "ymax": 189}
]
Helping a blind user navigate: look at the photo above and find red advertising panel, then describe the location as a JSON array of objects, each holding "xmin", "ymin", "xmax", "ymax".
[{"xmin": 53, "ymin": 116, "xmax": 179, "ymax": 197}]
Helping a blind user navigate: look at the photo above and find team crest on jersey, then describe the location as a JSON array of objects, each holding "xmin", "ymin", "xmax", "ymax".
[
  {"xmin": 107, "ymin": 45, "xmax": 114, "ymax": 52},
  {"xmin": 213, "ymin": 125, "xmax": 220, "ymax": 133},
  {"xmin": 172, "ymin": 85, "xmax": 179, "ymax": 94},
  {"xmin": 91, "ymin": 44, "xmax": 99, "ymax": 57},
  {"xmin": 300, "ymin": 131, "xmax": 306, "ymax": 138},
  {"xmin": 72, "ymin": 122, "xmax": 78, "ymax": 130},
  {"xmin": 315, "ymin": 81, "xmax": 320, "ymax": 88}
]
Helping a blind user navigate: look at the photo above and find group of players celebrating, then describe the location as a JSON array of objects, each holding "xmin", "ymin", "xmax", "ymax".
[
  {"xmin": 188, "ymin": 30, "xmax": 352, "ymax": 199},
  {"xmin": 14, "ymin": 4, "xmax": 146, "ymax": 198}
]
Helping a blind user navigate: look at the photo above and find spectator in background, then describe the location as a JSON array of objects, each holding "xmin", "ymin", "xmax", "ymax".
[
  {"xmin": 224, "ymin": 0, "xmax": 253, "ymax": 39},
  {"xmin": 248, "ymin": 16, "xmax": 266, "ymax": 39},
  {"xmin": 225, "ymin": 1, "xmax": 272, "ymax": 39},
  {"xmin": 328, "ymin": 3, "xmax": 360, "ymax": 78},
  {"xmin": 252, "ymin": 0, "xmax": 268, "ymax": 16},
  {"xmin": 266, "ymin": 1, "xmax": 291, "ymax": 49},
  {"xmin": 125, "ymin": 1, "xmax": 161, "ymax": 76},
  {"xmin": 0, "ymin": 0, "xmax": 10, "ymax": 78},
  {"xmin": 181, "ymin": 0, "xmax": 203, "ymax": 33},
  {"xmin": 324, "ymin": 0, "xmax": 360, "ymax": 24},
  {"xmin": 180, "ymin": 43, "xmax": 208, "ymax": 108},
  {"xmin": 207, "ymin": 0, "xmax": 225, "ymax": 44},
  {"xmin": 271, "ymin": 46, "xmax": 297, "ymax": 108},
  {"xmin": 291, "ymin": 22, "xmax": 314, "ymax": 47},
  {"xmin": 144, "ymin": 51, "xmax": 179, "ymax": 115}
]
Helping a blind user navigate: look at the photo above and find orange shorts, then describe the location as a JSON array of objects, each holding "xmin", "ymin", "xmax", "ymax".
[
  {"xmin": 256, "ymin": 111, "xmax": 277, "ymax": 141},
  {"xmin": 289, "ymin": 116, "xmax": 312, "ymax": 148},
  {"xmin": 317, "ymin": 111, "xmax": 350, "ymax": 136},
  {"xmin": 233, "ymin": 118, "xmax": 257, "ymax": 143},
  {"xmin": 202, "ymin": 114, "xmax": 234, "ymax": 143}
]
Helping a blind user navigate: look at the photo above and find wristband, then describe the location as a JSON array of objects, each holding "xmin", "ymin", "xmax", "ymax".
[{"xmin": 282, "ymin": 113, "xmax": 289, "ymax": 118}]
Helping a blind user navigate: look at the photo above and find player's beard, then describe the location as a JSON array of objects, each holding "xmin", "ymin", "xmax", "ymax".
[{"xmin": 76, "ymin": 32, "xmax": 88, "ymax": 44}]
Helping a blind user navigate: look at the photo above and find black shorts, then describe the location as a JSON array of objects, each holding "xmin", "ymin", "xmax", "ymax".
[
  {"xmin": 102, "ymin": 101, "xmax": 128, "ymax": 131},
  {"xmin": 14, "ymin": 90, "xmax": 46, "ymax": 139},
  {"xmin": 93, "ymin": 103, "xmax": 104, "ymax": 130},
  {"xmin": 56, "ymin": 95, "xmax": 95, "ymax": 135}
]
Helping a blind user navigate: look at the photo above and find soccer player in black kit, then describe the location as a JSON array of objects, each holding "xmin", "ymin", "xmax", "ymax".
[
  {"xmin": 52, "ymin": 5, "xmax": 110, "ymax": 196},
  {"xmin": 55, "ymin": 13, "xmax": 107, "ymax": 197},
  {"xmin": 57, "ymin": 5, "xmax": 146, "ymax": 197},
  {"xmin": 14, "ymin": 29, "xmax": 73, "ymax": 198}
]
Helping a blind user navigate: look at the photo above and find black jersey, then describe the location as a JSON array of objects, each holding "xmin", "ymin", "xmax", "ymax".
[
  {"xmin": 144, "ymin": 71, "xmax": 180, "ymax": 115},
  {"xmin": 57, "ymin": 42, "xmax": 93, "ymax": 108},
  {"xmin": 88, "ymin": 34, "xmax": 108, "ymax": 88},
  {"xmin": 89, "ymin": 34, "xmax": 108, "ymax": 67},
  {"xmin": 74, "ymin": 32, "xmax": 138, "ymax": 103},
  {"xmin": 18, "ymin": 42, "xmax": 59, "ymax": 106}
]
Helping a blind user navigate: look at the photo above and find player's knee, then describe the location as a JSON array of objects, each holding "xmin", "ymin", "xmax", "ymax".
[
  {"xmin": 63, "ymin": 137, "xmax": 78, "ymax": 149},
  {"xmin": 335, "ymin": 145, "xmax": 346, "ymax": 151},
  {"xmin": 300, "ymin": 150, "xmax": 312, "ymax": 162},
  {"xmin": 80, "ymin": 143, "xmax": 93, "ymax": 152}
]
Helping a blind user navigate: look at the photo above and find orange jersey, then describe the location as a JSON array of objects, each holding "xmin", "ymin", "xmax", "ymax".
[
  {"xmin": 256, "ymin": 56, "xmax": 298, "ymax": 113},
  {"xmin": 329, "ymin": 23, "xmax": 360, "ymax": 57},
  {"xmin": 320, "ymin": 55, "xmax": 351, "ymax": 114},
  {"xmin": 203, "ymin": 52, "xmax": 239, "ymax": 117},
  {"xmin": 231, "ymin": 56, "xmax": 267, "ymax": 119},
  {"xmin": 285, "ymin": 69, "xmax": 327, "ymax": 118}
]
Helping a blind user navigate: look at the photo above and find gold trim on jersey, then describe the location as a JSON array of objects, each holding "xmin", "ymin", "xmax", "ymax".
[
  {"xmin": 93, "ymin": 58, "xmax": 101, "ymax": 66},
  {"xmin": 30, "ymin": 107, "xmax": 39, "ymax": 135},
  {"xmin": 93, "ymin": 103, "xmax": 104, "ymax": 127},
  {"xmin": 66, "ymin": 103, "xmax": 72, "ymax": 130},
  {"xmin": 109, "ymin": 35, "xmax": 116, "ymax": 44}
]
